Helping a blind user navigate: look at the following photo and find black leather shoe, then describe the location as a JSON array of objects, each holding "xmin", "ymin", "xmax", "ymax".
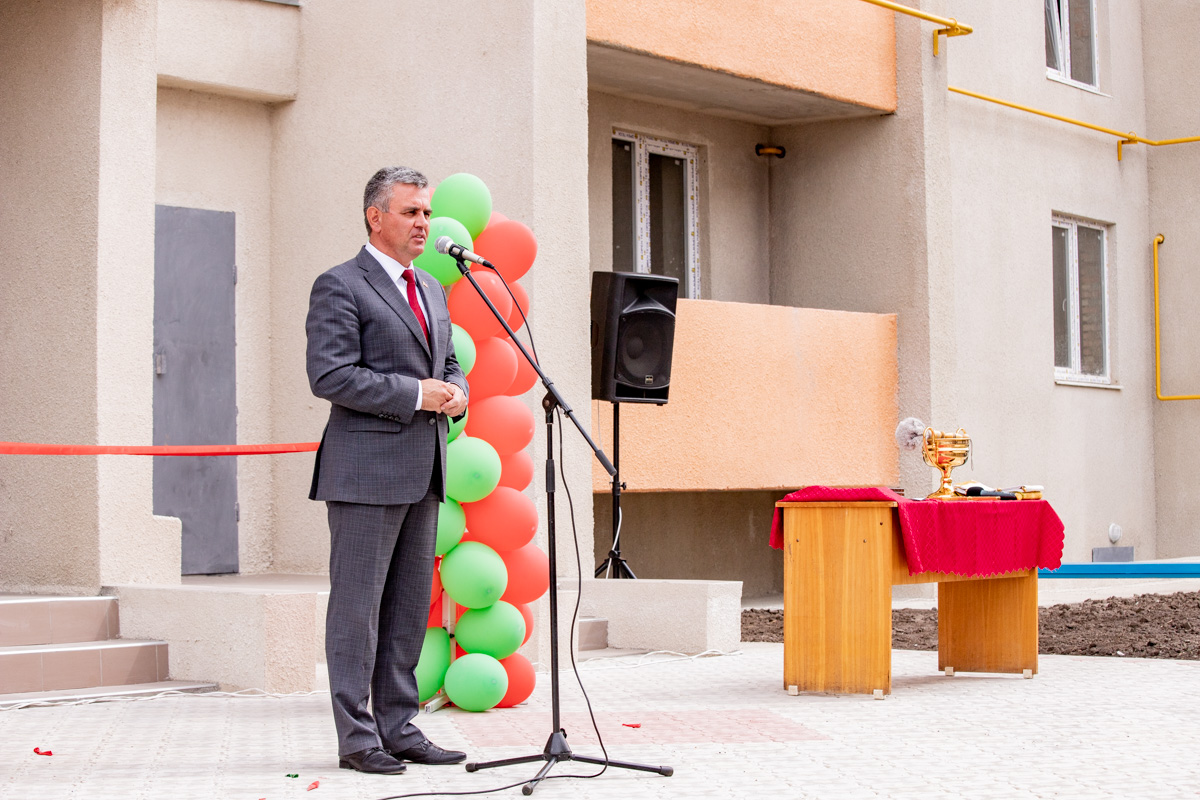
[
  {"xmin": 339, "ymin": 747, "xmax": 407, "ymax": 774},
  {"xmin": 390, "ymin": 739, "xmax": 467, "ymax": 765}
]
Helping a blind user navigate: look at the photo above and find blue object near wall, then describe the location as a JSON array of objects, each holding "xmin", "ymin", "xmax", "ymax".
[{"xmin": 1039, "ymin": 562, "xmax": 1200, "ymax": 579}]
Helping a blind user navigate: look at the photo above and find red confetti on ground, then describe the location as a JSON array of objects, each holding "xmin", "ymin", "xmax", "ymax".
[
  {"xmin": 33, "ymin": 748, "xmax": 52, "ymax": 756},
  {"xmin": 307, "ymin": 780, "xmax": 319, "ymax": 791},
  {"xmin": 622, "ymin": 723, "xmax": 641, "ymax": 729}
]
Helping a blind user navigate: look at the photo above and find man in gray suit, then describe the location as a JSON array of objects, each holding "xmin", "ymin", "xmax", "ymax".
[{"xmin": 307, "ymin": 166, "xmax": 469, "ymax": 775}]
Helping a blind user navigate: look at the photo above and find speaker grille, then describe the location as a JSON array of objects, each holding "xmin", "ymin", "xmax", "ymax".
[{"xmin": 615, "ymin": 309, "xmax": 674, "ymax": 390}]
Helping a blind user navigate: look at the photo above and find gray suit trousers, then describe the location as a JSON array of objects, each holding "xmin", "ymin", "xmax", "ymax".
[{"xmin": 325, "ymin": 492, "xmax": 439, "ymax": 756}]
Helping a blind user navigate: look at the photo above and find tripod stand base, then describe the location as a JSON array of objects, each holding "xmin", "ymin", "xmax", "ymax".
[
  {"xmin": 465, "ymin": 729, "xmax": 672, "ymax": 795},
  {"xmin": 594, "ymin": 552, "xmax": 637, "ymax": 579}
]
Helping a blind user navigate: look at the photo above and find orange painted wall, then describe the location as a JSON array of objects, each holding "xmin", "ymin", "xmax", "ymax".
[
  {"xmin": 586, "ymin": 0, "xmax": 896, "ymax": 112},
  {"xmin": 592, "ymin": 299, "xmax": 898, "ymax": 492}
]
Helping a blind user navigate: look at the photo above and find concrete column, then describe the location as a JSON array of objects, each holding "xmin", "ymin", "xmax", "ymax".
[
  {"xmin": 1143, "ymin": 0, "xmax": 1200, "ymax": 557},
  {"xmin": 768, "ymin": 16, "xmax": 949, "ymax": 498},
  {"xmin": 0, "ymin": 1, "xmax": 104, "ymax": 594},
  {"xmin": 96, "ymin": 0, "xmax": 182, "ymax": 586}
]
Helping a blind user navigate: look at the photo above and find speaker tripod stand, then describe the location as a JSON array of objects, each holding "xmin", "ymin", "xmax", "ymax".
[
  {"xmin": 450, "ymin": 257, "xmax": 673, "ymax": 795},
  {"xmin": 594, "ymin": 401, "xmax": 635, "ymax": 579}
]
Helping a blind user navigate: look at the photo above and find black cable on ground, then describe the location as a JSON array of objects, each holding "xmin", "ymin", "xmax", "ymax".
[{"xmin": 374, "ymin": 267, "xmax": 611, "ymax": 799}]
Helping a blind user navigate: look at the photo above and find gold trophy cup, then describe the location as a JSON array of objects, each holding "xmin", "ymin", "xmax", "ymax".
[{"xmin": 922, "ymin": 427, "xmax": 970, "ymax": 500}]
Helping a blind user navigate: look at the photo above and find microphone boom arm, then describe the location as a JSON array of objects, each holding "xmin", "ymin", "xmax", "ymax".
[{"xmin": 450, "ymin": 256, "xmax": 616, "ymax": 477}]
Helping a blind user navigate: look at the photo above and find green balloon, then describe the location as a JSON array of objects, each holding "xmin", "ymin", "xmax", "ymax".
[
  {"xmin": 445, "ymin": 435, "xmax": 501, "ymax": 503},
  {"xmin": 451, "ymin": 323, "xmax": 476, "ymax": 376},
  {"xmin": 455, "ymin": 601, "xmax": 525, "ymax": 660},
  {"xmin": 440, "ymin": 541, "xmax": 508, "ymax": 609},
  {"xmin": 413, "ymin": 216, "xmax": 472, "ymax": 286},
  {"xmin": 447, "ymin": 407, "xmax": 468, "ymax": 443},
  {"xmin": 415, "ymin": 627, "xmax": 451, "ymax": 703},
  {"xmin": 431, "ymin": 173, "xmax": 493, "ymax": 239},
  {"xmin": 435, "ymin": 499, "xmax": 466, "ymax": 556},
  {"xmin": 443, "ymin": 653, "xmax": 508, "ymax": 712}
]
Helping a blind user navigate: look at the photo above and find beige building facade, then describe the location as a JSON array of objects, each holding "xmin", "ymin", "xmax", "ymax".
[{"xmin": 1, "ymin": 0, "xmax": 1197, "ymax": 688}]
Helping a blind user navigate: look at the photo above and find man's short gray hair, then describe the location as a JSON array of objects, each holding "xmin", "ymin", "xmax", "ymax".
[{"xmin": 363, "ymin": 166, "xmax": 429, "ymax": 235}]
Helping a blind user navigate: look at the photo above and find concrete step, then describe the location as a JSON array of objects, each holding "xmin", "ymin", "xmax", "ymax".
[
  {"xmin": 577, "ymin": 616, "xmax": 608, "ymax": 651},
  {"xmin": 0, "ymin": 680, "xmax": 217, "ymax": 709},
  {"xmin": 0, "ymin": 639, "xmax": 168, "ymax": 694},
  {"xmin": 0, "ymin": 595, "xmax": 118, "ymax": 647}
]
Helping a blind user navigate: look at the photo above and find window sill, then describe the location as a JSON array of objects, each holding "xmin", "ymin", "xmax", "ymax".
[
  {"xmin": 1055, "ymin": 378, "xmax": 1122, "ymax": 390},
  {"xmin": 1046, "ymin": 71, "xmax": 1109, "ymax": 97}
]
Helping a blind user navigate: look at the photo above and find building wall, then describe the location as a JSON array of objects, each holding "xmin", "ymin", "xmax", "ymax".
[
  {"xmin": 0, "ymin": 0, "xmax": 178, "ymax": 594},
  {"xmin": 155, "ymin": 86, "xmax": 277, "ymax": 573},
  {"xmin": 1143, "ymin": 0, "xmax": 1200, "ymax": 557},
  {"xmin": 585, "ymin": 297, "xmax": 896, "ymax": 595},
  {"xmin": 97, "ymin": 0, "xmax": 182, "ymax": 587},
  {"xmin": 0, "ymin": 1, "xmax": 104, "ymax": 594},
  {"xmin": 157, "ymin": 0, "xmax": 299, "ymax": 102},
  {"xmin": 769, "ymin": 14, "xmax": 952, "ymax": 498},
  {"xmin": 593, "ymin": 490, "xmax": 784, "ymax": 597},
  {"xmin": 587, "ymin": 92, "xmax": 771, "ymax": 302},
  {"xmin": 943, "ymin": 0, "xmax": 1159, "ymax": 561},
  {"xmin": 267, "ymin": 0, "xmax": 595, "ymax": 579},
  {"xmin": 589, "ymin": 300, "xmax": 898, "ymax": 491},
  {"xmin": 7, "ymin": 0, "xmax": 1196, "ymax": 612},
  {"xmin": 586, "ymin": 0, "xmax": 896, "ymax": 112}
]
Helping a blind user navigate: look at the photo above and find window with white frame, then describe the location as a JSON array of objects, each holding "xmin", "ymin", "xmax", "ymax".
[
  {"xmin": 1052, "ymin": 217, "xmax": 1109, "ymax": 381},
  {"xmin": 611, "ymin": 131, "xmax": 699, "ymax": 299},
  {"xmin": 1045, "ymin": 0, "xmax": 1097, "ymax": 87}
]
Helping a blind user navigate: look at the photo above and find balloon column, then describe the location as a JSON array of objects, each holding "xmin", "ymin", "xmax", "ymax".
[{"xmin": 413, "ymin": 174, "xmax": 548, "ymax": 712}]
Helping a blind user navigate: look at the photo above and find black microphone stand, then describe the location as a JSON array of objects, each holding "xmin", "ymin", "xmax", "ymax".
[{"xmin": 449, "ymin": 257, "xmax": 672, "ymax": 795}]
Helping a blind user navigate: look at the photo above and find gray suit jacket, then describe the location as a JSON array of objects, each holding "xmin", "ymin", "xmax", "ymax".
[{"xmin": 306, "ymin": 247, "xmax": 467, "ymax": 505}]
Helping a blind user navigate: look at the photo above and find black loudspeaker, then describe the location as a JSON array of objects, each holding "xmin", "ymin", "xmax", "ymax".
[{"xmin": 590, "ymin": 271, "xmax": 678, "ymax": 404}]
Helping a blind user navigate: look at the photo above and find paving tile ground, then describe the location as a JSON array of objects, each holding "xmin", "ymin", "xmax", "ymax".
[{"xmin": 3, "ymin": 644, "xmax": 1200, "ymax": 799}]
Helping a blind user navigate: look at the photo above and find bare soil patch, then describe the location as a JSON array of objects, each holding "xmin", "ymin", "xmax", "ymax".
[{"xmin": 742, "ymin": 590, "xmax": 1200, "ymax": 660}]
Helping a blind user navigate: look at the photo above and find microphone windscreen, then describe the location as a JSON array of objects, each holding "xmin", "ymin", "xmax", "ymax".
[{"xmin": 435, "ymin": 235, "xmax": 455, "ymax": 255}]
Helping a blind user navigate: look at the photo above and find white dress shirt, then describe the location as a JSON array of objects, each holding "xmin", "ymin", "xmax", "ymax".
[{"xmin": 365, "ymin": 242, "xmax": 432, "ymax": 411}]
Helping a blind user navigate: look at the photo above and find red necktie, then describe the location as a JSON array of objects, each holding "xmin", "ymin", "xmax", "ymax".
[{"xmin": 402, "ymin": 268, "xmax": 429, "ymax": 341}]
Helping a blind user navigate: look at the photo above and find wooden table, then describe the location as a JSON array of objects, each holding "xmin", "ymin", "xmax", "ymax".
[{"xmin": 778, "ymin": 500, "xmax": 1038, "ymax": 695}]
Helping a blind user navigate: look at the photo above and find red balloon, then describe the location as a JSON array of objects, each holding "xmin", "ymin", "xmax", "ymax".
[
  {"xmin": 504, "ymin": 281, "xmax": 530, "ymax": 334},
  {"xmin": 427, "ymin": 597, "xmax": 443, "ymax": 628},
  {"xmin": 486, "ymin": 211, "xmax": 508, "ymax": 229},
  {"xmin": 499, "ymin": 449, "xmax": 534, "ymax": 491},
  {"xmin": 466, "ymin": 337, "xmax": 518, "ymax": 400},
  {"xmin": 455, "ymin": 643, "xmax": 468, "ymax": 659},
  {"xmin": 448, "ymin": 271, "xmax": 513, "ymax": 340},
  {"xmin": 497, "ymin": 652, "xmax": 536, "ymax": 707},
  {"xmin": 461, "ymin": 487, "xmax": 538, "ymax": 552},
  {"xmin": 505, "ymin": 338, "xmax": 538, "ymax": 397},
  {"xmin": 515, "ymin": 602, "xmax": 534, "ymax": 645},
  {"xmin": 464, "ymin": 395, "xmax": 535, "ymax": 456},
  {"xmin": 473, "ymin": 220, "xmax": 537, "ymax": 282},
  {"xmin": 501, "ymin": 543, "xmax": 550, "ymax": 605},
  {"xmin": 430, "ymin": 567, "xmax": 442, "ymax": 606}
]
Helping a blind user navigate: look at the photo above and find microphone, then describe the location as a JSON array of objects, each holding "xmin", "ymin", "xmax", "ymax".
[{"xmin": 434, "ymin": 236, "xmax": 494, "ymax": 269}]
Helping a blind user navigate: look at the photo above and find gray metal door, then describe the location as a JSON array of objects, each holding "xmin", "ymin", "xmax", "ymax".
[{"xmin": 153, "ymin": 205, "xmax": 238, "ymax": 575}]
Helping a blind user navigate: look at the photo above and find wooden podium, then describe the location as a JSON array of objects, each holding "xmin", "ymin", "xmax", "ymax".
[{"xmin": 778, "ymin": 501, "xmax": 1039, "ymax": 695}]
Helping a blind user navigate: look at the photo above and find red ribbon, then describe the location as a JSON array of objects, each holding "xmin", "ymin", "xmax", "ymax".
[
  {"xmin": 33, "ymin": 747, "xmax": 52, "ymax": 756},
  {"xmin": 0, "ymin": 442, "xmax": 318, "ymax": 457}
]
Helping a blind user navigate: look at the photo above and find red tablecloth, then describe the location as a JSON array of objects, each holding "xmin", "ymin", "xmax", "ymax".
[{"xmin": 770, "ymin": 486, "xmax": 1064, "ymax": 577}]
